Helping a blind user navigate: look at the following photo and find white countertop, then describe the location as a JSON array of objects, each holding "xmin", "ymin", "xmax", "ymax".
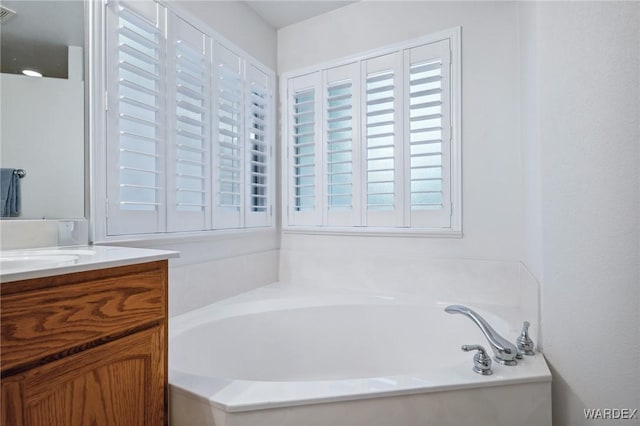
[{"xmin": 0, "ymin": 245, "xmax": 179, "ymax": 283}]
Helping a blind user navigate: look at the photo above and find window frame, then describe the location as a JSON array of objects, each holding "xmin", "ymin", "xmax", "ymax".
[
  {"xmin": 92, "ymin": 0, "xmax": 276, "ymax": 243},
  {"xmin": 280, "ymin": 27, "xmax": 462, "ymax": 237}
]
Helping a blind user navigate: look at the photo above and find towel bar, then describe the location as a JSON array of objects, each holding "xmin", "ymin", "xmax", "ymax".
[{"xmin": 13, "ymin": 169, "xmax": 26, "ymax": 179}]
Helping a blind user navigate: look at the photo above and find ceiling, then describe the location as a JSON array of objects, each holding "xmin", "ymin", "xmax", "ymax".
[
  {"xmin": 244, "ymin": 1, "xmax": 356, "ymax": 29},
  {"xmin": 0, "ymin": 1, "xmax": 84, "ymax": 78}
]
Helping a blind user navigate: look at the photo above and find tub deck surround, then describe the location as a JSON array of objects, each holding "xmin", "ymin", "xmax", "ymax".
[
  {"xmin": 0, "ymin": 245, "xmax": 179, "ymax": 283},
  {"xmin": 279, "ymin": 250, "xmax": 542, "ymax": 344},
  {"xmin": 169, "ymin": 283, "xmax": 552, "ymax": 425}
]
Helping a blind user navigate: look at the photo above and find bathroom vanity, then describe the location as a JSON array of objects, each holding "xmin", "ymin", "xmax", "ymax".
[{"xmin": 0, "ymin": 246, "xmax": 177, "ymax": 426}]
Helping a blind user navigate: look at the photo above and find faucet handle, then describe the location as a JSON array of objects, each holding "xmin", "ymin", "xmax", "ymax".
[
  {"xmin": 516, "ymin": 321, "xmax": 535, "ymax": 356},
  {"xmin": 461, "ymin": 344, "xmax": 493, "ymax": 375}
]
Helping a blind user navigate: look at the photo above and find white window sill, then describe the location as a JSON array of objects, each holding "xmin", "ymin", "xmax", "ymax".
[
  {"xmin": 93, "ymin": 226, "xmax": 277, "ymax": 247},
  {"xmin": 282, "ymin": 226, "xmax": 462, "ymax": 238}
]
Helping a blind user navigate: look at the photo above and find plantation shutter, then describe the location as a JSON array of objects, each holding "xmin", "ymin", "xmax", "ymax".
[
  {"xmin": 405, "ymin": 40, "xmax": 451, "ymax": 228},
  {"xmin": 245, "ymin": 64, "xmax": 272, "ymax": 227},
  {"xmin": 106, "ymin": 0, "xmax": 166, "ymax": 235},
  {"xmin": 363, "ymin": 52, "xmax": 404, "ymax": 227},
  {"xmin": 213, "ymin": 43, "xmax": 244, "ymax": 228},
  {"xmin": 288, "ymin": 72, "xmax": 322, "ymax": 226},
  {"xmin": 166, "ymin": 12, "xmax": 211, "ymax": 232},
  {"xmin": 324, "ymin": 63, "xmax": 361, "ymax": 226}
]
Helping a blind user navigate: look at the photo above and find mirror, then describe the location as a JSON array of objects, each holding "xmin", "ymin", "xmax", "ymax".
[{"xmin": 0, "ymin": 0, "xmax": 85, "ymax": 219}]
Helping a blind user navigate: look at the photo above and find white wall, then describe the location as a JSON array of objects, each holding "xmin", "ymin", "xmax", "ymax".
[
  {"xmin": 126, "ymin": 1, "xmax": 280, "ymax": 315},
  {"xmin": 134, "ymin": 231, "xmax": 279, "ymax": 317},
  {"xmin": 175, "ymin": 0, "xmax": 277, "ymax": 71},
  {"xmin": 278, "ymin": 1, "xmax": 524, "ymax": 262},
  {"xmin": 521, "ymin": 2, "xmax": 640, "ymax": 424},
  {"xmin": 519, "ymin": 2, "xmax": 543, "ymax": 282},
  {"xmin": 0, "ymin": 49, "xmax": 84, "ymax": 219}
]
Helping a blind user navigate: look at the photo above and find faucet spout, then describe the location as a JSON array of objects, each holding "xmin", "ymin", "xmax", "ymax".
[{"xmin": 445, "ymin": 305, "xmax": 518, "ymax": 366}]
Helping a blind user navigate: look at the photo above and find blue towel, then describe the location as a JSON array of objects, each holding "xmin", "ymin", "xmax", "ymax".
[{"xmin": 1, "ymin": 168, "xmax": 21, "ymax": 217}]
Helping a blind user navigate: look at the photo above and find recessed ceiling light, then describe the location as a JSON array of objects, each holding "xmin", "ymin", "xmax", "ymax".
[{"xmin": 22, "ymin": 69, "xmax": 43, "ymax": 78}]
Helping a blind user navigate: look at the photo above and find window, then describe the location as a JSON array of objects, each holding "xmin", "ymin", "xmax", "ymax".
[
  {"xmin": 282, "ymin": 29, "xmax": 460, "ymax": 234},
  {"xmin": 103, "ymin": 0, "xmax": 274, "ymax": 238}
]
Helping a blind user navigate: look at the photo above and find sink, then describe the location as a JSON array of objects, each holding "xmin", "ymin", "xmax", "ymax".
[
  {"xmin": 0, "ymin": 254, "xmax": 80, "ymax": 271},
  {"xmin": 0, "ymin": 249, "xmax": 97, "ymax": 273},
  {"xmin": 0, "ymin": 246, "xmax": 177, "ymax": 282},
  {"xmin": 13, "ymin": 249, "xmax": 96, "ymax": 256}
]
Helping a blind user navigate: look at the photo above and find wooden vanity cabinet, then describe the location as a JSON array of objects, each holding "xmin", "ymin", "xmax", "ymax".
[{"xmin": 0, "ymin": 260, "xmax": 168, "ymax": 426}]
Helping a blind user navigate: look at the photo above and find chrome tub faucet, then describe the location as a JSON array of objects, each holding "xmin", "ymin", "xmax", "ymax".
[
  {"xmin": 461, "ymin": 344, "xmax": 493, "ymax": 375},
  {"xmin": 517, "ymin": 321, "xmax": 535, "ymax": 356},
  {"xmin": 445, "ymin": 304, "xmax": 519, "ymax": 366}
]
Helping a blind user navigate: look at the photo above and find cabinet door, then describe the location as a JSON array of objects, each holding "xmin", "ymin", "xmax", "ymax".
[
  {"xmin": 1, "ymin": 378, "xmax": 23, "ymax": 425},
  {"xmin": 1, "ymin": 263, "xmax": 166, "ymax": 374},
  {"xmin": 1, "ymin": 326, "xmax": 165, "ymax": 426}
]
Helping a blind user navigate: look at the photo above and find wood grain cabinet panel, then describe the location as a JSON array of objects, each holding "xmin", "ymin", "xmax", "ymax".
[{"xmin": 1, "ymin": 261, "xmax": 168, "ymax": 426}]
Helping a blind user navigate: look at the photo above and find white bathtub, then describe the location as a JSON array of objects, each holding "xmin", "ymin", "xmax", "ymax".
[{"xmin": 169, "ymin": 283, "xmax": 551, "ymax": 426}]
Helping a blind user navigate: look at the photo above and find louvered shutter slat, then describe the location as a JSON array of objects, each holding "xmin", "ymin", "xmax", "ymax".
[
  {"xmin": 166, "ymin": 12, "xmax": 211, "ymax": 232},
  {"xmin": 366, "ymin": 71, "xmax": 395, "ymax": 210},
  {"xmin": 363, "ymin": 52, "xmax": 404, "ymax": 227},
  {"xmin": 245, "ymin": 65, "xmax": 272, "ymax": 227},
  {"xmin": 119, "ymin": 60, "xmax": 159, "ymax": 81},
  {"xmin": 287, "ymin": 72, "xmax": 323, "ymax": 226},
  {"xmin": 324, "ymin": 62, "xmax": 360, "ymax": 226},
  {"xmin": 106, "ymin": 0, "xmax": 166, "ymax": 235},
  {"xmin": 409, "ymin": 58, "xmax": 443, "ymax": 211},
  {"xmin": 405, "ymin": 39, "xmax": 452, "ymax": 228},
  {"xmin": 213, "ymin": 44, "xmax": 244, "ymax": 228},
  {"xmin": 293, "ymin": 88, "xmax": 316, "ymax": 211}
]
